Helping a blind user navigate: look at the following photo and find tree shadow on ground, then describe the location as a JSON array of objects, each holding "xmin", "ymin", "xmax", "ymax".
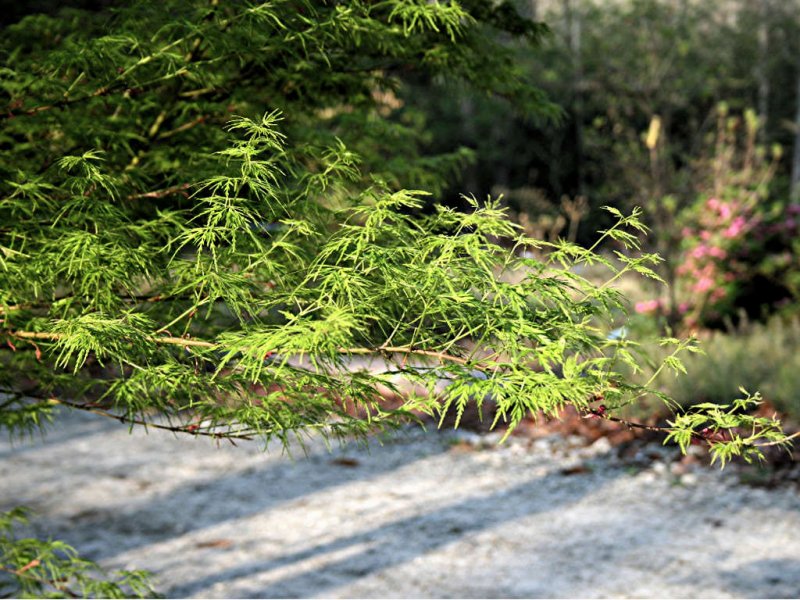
[
  {"xmin": 7, "ymin": 414, "xmax": 452, "ymax": 561},
  {"xmin": 0, "ymin": 407, "xmax": 116, "ymax": 460},
  {"xmin": 171, "ymin": 466, "xmax": 623, "ymax": 598},
  {"xmin": 714, "ymin": 558, "xmax": 800, "ymax": 599}
]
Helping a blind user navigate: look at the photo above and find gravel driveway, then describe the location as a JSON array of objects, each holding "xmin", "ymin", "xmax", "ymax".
[{"xmin": 2, "ymin": 410, "xmax": 799, "ymax": 598}]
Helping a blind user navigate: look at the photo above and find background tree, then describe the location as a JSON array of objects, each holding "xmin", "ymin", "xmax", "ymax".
[{"xmin": 407, "ymin": 0, "xmax": 800, "ymax": 323}]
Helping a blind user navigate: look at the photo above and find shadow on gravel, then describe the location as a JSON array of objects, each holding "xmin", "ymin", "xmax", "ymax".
[
  {"xmin": 0, "ymin": 408, "xmax": 117, "ymax": 460},
  {"xmin": 172, "ymin": 466, "xmax": 622, "ymax": 598},
  {"xmin": 716, "ymin": 558, "xmax": 800, "ymax": 598},
  {"xmin": 43, "ymin": 428, "xmax": 452, "ymax": 560}
]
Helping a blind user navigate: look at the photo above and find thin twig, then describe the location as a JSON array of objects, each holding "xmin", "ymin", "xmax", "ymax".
[
  {"xmin": 157, "ymin": 115, "xmax": 208, "ymax": 140},
  {"xmin": 126, "ymin": 183, "xmax": 191, "ymax": 200},
  {"xmin": 596, "ymin": 413, "xmax": 668, "ymax": 434},
  {"xmin": 9, "ymin": 330, "xmax": 217, "ymax": 349},
  {"xmin": 755, "ymin": 429, "xmax": 800, "ymax": 447},
  {"xmin": 47, "ymin": 397, "xmax": 254, "ymax": 441},
  {"xmin": 0, "ymin": 304, "xmax": 24, "ymax": 316},
  {"xmin": 0, "ymin": 564, "xmax": 81, "ymax": 598},
  {"xmin": 590, "ymin": 409, "xmax": 797, "ymax": 449},
  {"xmin": 342, "ymin": 345, "xmax": 473, "ymax": 367},
  {"xmin": 8, "ymin": 332, "xmax": 493, "ymax": 363},
  {"xmin": 1, "ymin": 293, "xmax": 198, "ymax": 314},
  {"xmin": 1, "ymin": 84, "xmax": 118, "ymax": 121}
]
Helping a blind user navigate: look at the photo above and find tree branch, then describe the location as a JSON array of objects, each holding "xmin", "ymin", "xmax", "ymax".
[
  {"xmin": 2, "ymin": 84, "xmax": 126, "ymax": 122},
  {"xmin": 342, "ymin": 345, "xmax": 474, "ymax": 367},
  {"xmin": 9, "ymin": 330, "xmax": 217, "ymax": 349},
  {"xmin": 7, "ymin": 331, "xmax": 492, "ymax": 364},
  {"xmin": 755, "ymin": 429, "xmax": 800, "ymax": 447},
  {"xmin": 41, "ymin": 395, "xmax": 255, "ymax": 441},
  {"xmin": 156, "ymin": 116, "xmax": 208, "ymax": 140},
  {"xmin": 0, "ymin": 564, "xmax": 81, "ymax": 599},
  {"xmin": 126, "ymin": 183, "xmax": 192, "ymax": 200}
]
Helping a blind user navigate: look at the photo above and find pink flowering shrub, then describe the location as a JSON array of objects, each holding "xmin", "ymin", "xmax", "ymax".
[
  {"xmin": 648, "ymin": 106, "xmax": 798, "ymax": 329},
  {"xmin": 673, "ymin": 196, "xmax": 799, "ymax": 328},
  {"xmin": 633, "ymin": 105, "xmax": 799, "ymax": 329}
]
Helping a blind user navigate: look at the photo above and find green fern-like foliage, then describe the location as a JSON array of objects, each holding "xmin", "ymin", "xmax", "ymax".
[
  {"xmin": 0, "ymin": 508, "xmax": 157, "ymax": 598},
  {"xmin": 0, "ymin": 0, "xmax": 791, "ymax": 478}
]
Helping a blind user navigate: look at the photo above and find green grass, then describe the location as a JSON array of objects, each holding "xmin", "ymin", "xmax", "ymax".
[{"xmin": 637, "ymin": 315, "xmax": 800, "ymax": 420}]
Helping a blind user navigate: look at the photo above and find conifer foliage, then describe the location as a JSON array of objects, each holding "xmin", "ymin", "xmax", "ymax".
[{"xmin": 0, "ymin": 2, "xmax": 791, "ymax": 596}]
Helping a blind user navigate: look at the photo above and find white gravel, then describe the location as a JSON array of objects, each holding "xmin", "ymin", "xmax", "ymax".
[{"xmin": 2, "ymin": 410, "xmax": 800, "ymax": 598}]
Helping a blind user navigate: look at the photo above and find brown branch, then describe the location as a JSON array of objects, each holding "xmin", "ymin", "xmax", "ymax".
[
  {"xmin": 2, "ymin": 25, "xmax": 209, "ymax": 124},
  {"xmin": 157, "ymin": 115, "xmax": 208, "ymax": 140},
  {"xmin": 126, "ymin": 183, "xmax": 192, "ymax": 200},
  {"xmin": 46, "ymin": 397, "xmax": 255, "ymax": 441},
  {"xmin": 2, "ymin": 293, "xmax": 200, "ymax": 313},
  {"xmin": 0, "ymin": 564, "xmax": 81, "ymax": 598},
  {"xmin": 8, "ymin": 333, "xmax": 485, "ymax": 363},
  {"xmin": 588, "ymin": 408, "xmax": 797, "ymax": 450},
  {"xmin": 592, "ymin": 412, "xmax": 668, "ymax": 434},
  {"xmin": 10, "ymin": 330, "xmax": 217, "ymax": 349},
  {"xmin": 341, "ymin": 345, "xmax": 473, "ymax": 367},
  {"xmin": 155, "ymin": 335, "xmax": 216, "ymax": 348},
  {"xmin": 15, "ymin": 559, "xmax": 41, "ymax": 575},
  {"xmin": 179, "ymin": 86, "xmax": 219, "ymax": 98},
  {"xmin": 755, "ymin": 429, "xmax": 800, "ymax": 448},
  {"xmin": 2, "ymin": 84, "xmax": 125, "ymax": 122},
  {"xmin": 0, "ymin": 304, "xmax": 25, "ymax": 316}
]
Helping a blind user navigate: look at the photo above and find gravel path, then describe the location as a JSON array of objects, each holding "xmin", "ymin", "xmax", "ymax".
[{"xmin": 2, "ymin": 410, "xmax": 800, "ymax": 598}]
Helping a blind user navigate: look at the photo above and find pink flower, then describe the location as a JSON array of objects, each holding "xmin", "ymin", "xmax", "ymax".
[
  {"xmin": 634, "ymin": 299, "xmax": 661, "ymax": 314},
  {"xmin": 707, "ymin": 198, "xmax": 720, "ymax": 210},
  {"xmin": 700, "ymin": 230, "xmax": 712, "ymax": 241},
  {"xmin": 678, "ymin": 302, "xmax": 691, "ymax": 314},
  {"xmin": 691, "ymin": 245, "xmax": 708, "ymax": 259},
  {"xmin": 694, "ymin": 277, "xmax": 713, "ymax": 292},
  {"xmin": 681, "ymin": 227, "xmax": 693, "ymax": 237},
  {"xmin": 719, "ymin": 203, "xmax": 732, "ymax": 220},
  {"xmin": 697, "ymin": 263, "xmax": 715, "ymax": 277},
  {"xmin": 723, "ymin": 216, "xmax": 746, "ymax": 238},
  {"xmin": 708, "ymin": 246, "xmax": 727, "ymax": 259}
]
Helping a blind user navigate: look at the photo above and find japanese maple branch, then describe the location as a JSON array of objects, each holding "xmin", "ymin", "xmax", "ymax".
[
  {"xmin": 126, "ymin": 183, "xmax": 191, "ymax": 200},
  {"xmin": 42, "ymin": 394, "xmax": 256, "ymax": 441},
  {"xmin": 756, "ymin": 429, "xmax": 800, "ymax": 447},
  {"xmin": 0, "ymin": 564, "xmax": 81, "ymax": 599},
  {"xmin": 7, "ymin": 331, "xmax": 492, "ymax": 367},
  {"xmin": 0, "ymin": 293, "xmax": 199, "ymax": 316},
  {"xmin": 586, "ymin": 406, "xmax": 793, "ymax": 449}
]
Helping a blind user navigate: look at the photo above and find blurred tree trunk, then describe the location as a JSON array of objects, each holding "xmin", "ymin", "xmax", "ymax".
[
  {"xmin": 791, "ymin": 57, "xmax": 800, "ymax": 201},
  {"xmin": 791, "ymin": 0, "xmax": 800, "ymax": 201},
  {"xmin": 756, "ymin": 0, "xmax": 771, "ymax": 143},
  {"xmin": 563, "ymin": 0, "xmax": 585, "ymax": 197},
  {"xmin": 459, "ymin": 95, "xmax": 480, "ymax": 196}
]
